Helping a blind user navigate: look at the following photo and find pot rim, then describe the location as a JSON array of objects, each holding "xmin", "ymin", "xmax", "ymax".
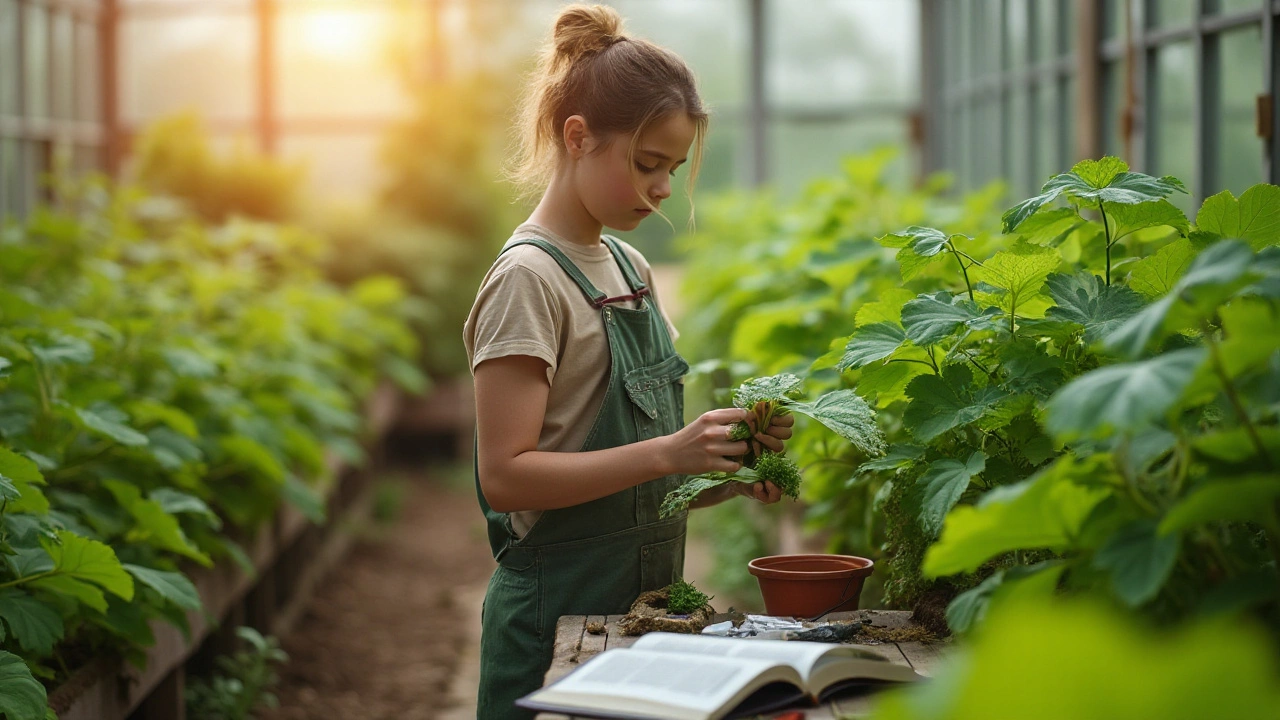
[{"xmin": 747, "ymin": 553, "xmax": 875, "ymax": 581}]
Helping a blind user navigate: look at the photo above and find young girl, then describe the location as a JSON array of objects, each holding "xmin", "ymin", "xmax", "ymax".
[{"xmin": 463, "ymin": 5, "xmax": 793, "ymax": 717}]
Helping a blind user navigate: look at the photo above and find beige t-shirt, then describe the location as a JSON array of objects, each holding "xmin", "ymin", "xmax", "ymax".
[{"xmin": 463, "ymin": 223, "xmax": 680, "ymax": 537}]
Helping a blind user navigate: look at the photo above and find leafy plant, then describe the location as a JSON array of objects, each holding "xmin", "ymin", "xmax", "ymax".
[
  {"xmin": 185, "ymin": 626, "xmax": 289, "ymax": 720},
  {"xmin": 0, "ymin": 175, "xmax": 422, "ymax": 711},
  {"xmin": 660, "ymin": 373, "xmax": 884, "ymax": 518},
  {"xmin": 665, "ymin": 580, "xmax": 713, "ymax": 615}
]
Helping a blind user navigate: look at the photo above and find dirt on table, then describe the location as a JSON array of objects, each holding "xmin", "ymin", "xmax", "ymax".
[{"xmin": 257, "ymin": 469, "xmax": 496, "ymax": 720}]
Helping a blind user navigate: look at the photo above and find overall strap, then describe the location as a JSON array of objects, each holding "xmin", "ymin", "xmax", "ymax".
[
  {"xmin": 501, "ymin": 237, "xmax": 607, "ymax": 307},
  {"xmin": 602, "ymin": 235, "xmax": 648, "ymax": 293}
]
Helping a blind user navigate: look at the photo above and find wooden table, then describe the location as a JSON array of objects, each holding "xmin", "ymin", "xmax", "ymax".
[{"xmin": 540, "ymin": 610, "xmax": 950, "ymax": 719}]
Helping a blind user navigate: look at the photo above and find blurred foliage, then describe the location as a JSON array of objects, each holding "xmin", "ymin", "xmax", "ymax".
[
  {"xmin": 869, "ymin": 596, "xmax": 1280, "ymax": 720},
  {"xmin": 0, "ymin": 175, "xmax": 421, "ymax": 709},
  {"xmin": 133, "ymin": 113, "xmax": 305, "ymax": 224},
  {"xmin": 186, "ymin": 627, "xmax": 289, "ymax": 720}
]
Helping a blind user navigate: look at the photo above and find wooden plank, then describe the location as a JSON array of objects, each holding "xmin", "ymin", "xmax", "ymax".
[
  {"xmin": 543, "ymin": 615, "xmax": 586, "ymax": 685},
  {"xmin": 580, "ymin": 615, "xmax": 608, "ymax": 657},
  {"xmin": 49, "ymin": 383, "xmax": 402, "ymax": 720},
  {"xmin": 897, "ymin": 641, "xmax": 948, "ymax": 678}
]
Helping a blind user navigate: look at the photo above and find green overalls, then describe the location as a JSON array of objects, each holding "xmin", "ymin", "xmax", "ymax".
[{"xmin": 474, "ymin": 235, "xmax": 690, "ymax": 720}]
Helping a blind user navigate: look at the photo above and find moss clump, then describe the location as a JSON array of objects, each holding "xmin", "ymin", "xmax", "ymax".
[
  {"xmin": 753, "ymin": 451, "xmax": 801, "ymax": 499},
  {"xmin": 666, "ymin": 580, "xmax": 713, "ymax": 615}
]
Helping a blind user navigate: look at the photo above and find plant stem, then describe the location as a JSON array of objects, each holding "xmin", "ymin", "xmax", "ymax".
[
  {"xmin": 947, "ymin": 240, "xmax": 976, "ymax": 301},
  {"xmin": 1204, "ymin": 329, "xmax": 1275, "ymax": 471},
  {"xmin": 1099, "ymin": 201, "xmax": 1113, "ymax": 286},
  {"xmin": 0, "ymin": 570, "xmax": 56, "ymax": 591}
]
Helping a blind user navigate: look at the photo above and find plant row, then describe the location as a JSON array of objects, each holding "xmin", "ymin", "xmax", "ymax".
[{"xmin": 0, "ymin": 178, "xmax": 424, "ymax": 720}]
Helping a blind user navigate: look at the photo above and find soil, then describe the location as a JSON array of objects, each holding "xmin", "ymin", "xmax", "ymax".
[{"xmin": 256, "ymin": 469, "xmax": 496, "ymax": 720}]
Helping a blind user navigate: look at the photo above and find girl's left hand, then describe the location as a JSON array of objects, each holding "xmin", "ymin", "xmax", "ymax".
[
  {"xmin": 731, "ymin": 479, "xmax": 782, "ymax": 504},
  {"xmin": 752, "ymin": 413, "xmax": 794, "ymax": 454}
]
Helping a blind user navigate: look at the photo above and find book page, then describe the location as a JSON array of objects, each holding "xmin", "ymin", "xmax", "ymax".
[
  {"xmin": 632, "ymin": 633, "xmax": 841, "ymax": 681},
  {"xmin": 532, "ymin": 648, "xmax": 800, "ymax": 717}
]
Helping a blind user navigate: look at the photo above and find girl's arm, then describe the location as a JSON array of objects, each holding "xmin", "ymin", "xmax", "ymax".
[{"xmin": 475, "ymin": 354, "xmax": 757, "ymax": 513}]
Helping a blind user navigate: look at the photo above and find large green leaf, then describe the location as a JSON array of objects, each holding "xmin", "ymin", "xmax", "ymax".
[
  {"xmin": 29, "ymin": 574, "xmax": 108, "ymax": 614},
  {"xmin": 731, "ymin": 373, "xmax": 805, "ymax": 408},
  {"xmin": 838, "ymin": 323, "xmax": 907, "ymax": 370},
  {"xmin": 1160, "ymin": 476, "xmax": 1280, "ymax": 534},
  {"xmin": 73, "ymin": 406, "xmax": 149, "ymax": 447},
  {"xmin": 870, "ymin": 597, "xmax": 1280, "ymax": 720},
  {"xmin": 124, "ymin": 564, "xmax": 203, "ymax": 611},
  {"xmin": 0, "ymin": 447, "xmax": 42, "ymax": 487},
  {"xmin": 41, "ymin": 530, "xmax": 135, "ymax": 601},
  {"xmin": 903, "ymin": 365, "xmax": 1008, "ymax": 443},
  {"xmin": 0, "ymin": 589, "xmax": 64, "ymax": 655},
  {"xmin": 1126, "ymin": 238, "xmax": 1197, "ymax": 299},
  {"xmin": 1196, "ymin": 185, "xmax": 1280, "ymax": 250},
  {"xmin": 785, "ymin": 389, "xmax": 887, "ymax": 457},
  {"xmin": 923, "ymin": 457, "xmax": 1112, "ymax": 576},
  {"xmin": 103, "ymin": 480, "xmax": 212, "ymax": 566},
  {"xmin": 1105, "ymin": 240, "xmax": 1254, "ymax": 358},
  {"xmin": 910, "ymin": 452, "xmax": 986, "ymax": 538},
  {"xmin": 0, "ymin": 650, "xmax": 47, "ymax": 720},
  {"xmin": 900, "ymin": 292, "xmax": 983, "ymax": 346},
  {"xmin": 1106, "ymin": 199, "xmax": 1190, "ymax": 240},
  {"xmin": 1045, "ymin": 348, "xmax": 1206, "ymax": 440},
  {"xmin": 946, "ymin": 561, "xmax": 1065, "ymax": 634},
  {"xmin": 974, "ymin": 243, "xmax": 1061, "ymax": 315},
  {"xmin": 1044, "ymin": 272, "xmax": 1146, "ymax": 344},
  {"xmin": 1092, "ymin": 519, "xmax": 1179, "ymax": 607},
  {"xmin": 1002, "ymin": 157, "xmax": 1187, "ymax": 233}
]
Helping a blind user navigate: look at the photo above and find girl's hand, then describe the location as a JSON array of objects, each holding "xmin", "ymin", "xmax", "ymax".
[
  {"xmin": 751, "ymin": 413, "xmax": 794, "ymax": 454},
  {"xmin": 661, "ymin": 408, "xmax": 753, "ymax": 475},
  {"xmin": 730, "ymin": 478, "xmax": 783, "ymax": 505}
]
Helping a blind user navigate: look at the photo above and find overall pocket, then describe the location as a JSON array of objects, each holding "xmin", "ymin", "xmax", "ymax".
[
  {"xmin": 639, "ymin": 533, "xmax": 687, "ymax": 592},
  {"xmin": 625, "ymin": 354, "xmax": 690, "ymax": 523}
]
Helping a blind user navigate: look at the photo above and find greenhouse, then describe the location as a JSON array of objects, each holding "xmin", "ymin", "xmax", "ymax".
[{"xmin": 1, "ymin": 1, "xmax": 1279, "ymax": 719}]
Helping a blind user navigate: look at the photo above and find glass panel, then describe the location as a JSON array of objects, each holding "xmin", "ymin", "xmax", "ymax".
[
  {"xmin": 1034, "ymin": 0, "xmax": 1057, "ymax": 62},
  {"xmin": 1006, "ymin": 0, "xmax": 1028, "ymax": 70},
  {"xmin": 0, "ymin": 0, "xmax": 18, "ymax": 117},
  {"xmin": 1152, "ymin": 42, "xmax": 1195, "ymax": 212},
  {"xmin": 763, "ymin": 0, "xmax": 918, "ymax": 109},
  {"xmin": 0, "ymin": 138, "xmax": 17, "ymax": 220},
  {"xmin": 1062, "ymin": 0, "xmax": 1076, "ymax": 55},
  {"xmin": 120, "ymin": 13, "xmax": 255, "ymax": 123},
  {"xmin": 277, "ymin": 7, "xmax": 411, "ymax": 118},
  {"xmin": 1148, "ymin": 0, "xmax": 1194, "ymax": 28},
  {"xmin": 1063, "ymin": 75, "xmax": 1077, "ymax": 165},
  {"xmin": 75, "ymin": 20, "xmax": 101, "ymax": 123},
  {"xmin": 1008, "ymin": 84, "xmax": 1030, "ymax": 195},
  {"xmin": 1033, "ymin": 80, "xmax": 1060, "ymax": 183},
  {"xmin": 280, "ymin": 132, "xmax": 384, "ymax": 202},
  {"xmin": 1103, "ymin": 0, "xmax": 1125, "ymax": 39},
  {"xmin": 1216, "ymin": 26, "xmax": 1265, "ymax": 196},
  {"xmin": 25, "ymin": 3, "xmax": 49, "ymax": 120},
  {"xmin": 769, "ymin": 116, "xmax": 911, "ymax": 198},
  {"xmin": 1211, "ymin": 0, "xmax": 1264, "ymax": 15},
  {"xmin": 52, "ymin": 11, "xmax": 74, "ymax": 121},
  {"xmin": 1102, "ymin": 60, "xmax": 1124, "ymax": 157},
  {"xmin": 73, "ymin": 144, "xmax": 100, "ymax": 176},
  {"xmin": 620, "ymin": 0, "xmax": 749, "ymax": 108}
]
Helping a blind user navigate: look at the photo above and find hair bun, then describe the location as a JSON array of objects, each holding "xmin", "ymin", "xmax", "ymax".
[{"xmin": 553, "ymin": 4, "xmax": 624, "ymax": 64}]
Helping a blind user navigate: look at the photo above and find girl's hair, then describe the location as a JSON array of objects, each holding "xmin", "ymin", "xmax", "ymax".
[{"xmin": 507, "ymin": 4, "xmax": 708, "ymax": 224}]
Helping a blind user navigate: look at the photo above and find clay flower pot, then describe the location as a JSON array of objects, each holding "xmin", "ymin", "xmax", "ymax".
[{"xmin": 747, "ymin": 554, "xmax": 875, "ymax": 618}]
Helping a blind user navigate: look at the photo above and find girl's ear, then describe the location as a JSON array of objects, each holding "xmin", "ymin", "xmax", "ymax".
[{"xmin": 563, "ymin": 115, "xmax": 590, "ymax": 159}]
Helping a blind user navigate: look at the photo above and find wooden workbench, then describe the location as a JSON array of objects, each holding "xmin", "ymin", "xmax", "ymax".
[{"xmin": 539, "ymin": 610, "xmax": 950, "ymax": 719}]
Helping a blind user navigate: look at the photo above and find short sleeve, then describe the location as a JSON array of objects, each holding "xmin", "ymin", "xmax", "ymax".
[{"xmin": 465, "ymin": 265, "xmax": 562, "ymax": 384}]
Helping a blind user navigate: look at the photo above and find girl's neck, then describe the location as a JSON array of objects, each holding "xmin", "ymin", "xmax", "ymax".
[{"xmin": 525, "ymin": 173, "xmax": 604, "ymax": 248}]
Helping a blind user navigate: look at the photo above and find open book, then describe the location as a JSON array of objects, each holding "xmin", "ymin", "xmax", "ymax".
[{"xmin": 516, "ymin": 632, "xmax": 923, "ymax": 720}]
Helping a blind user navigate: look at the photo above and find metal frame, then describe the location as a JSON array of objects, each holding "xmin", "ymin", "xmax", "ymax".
[{"xmin": 927, "ymin": 0, "xmax": 1280, "ymax": 203}]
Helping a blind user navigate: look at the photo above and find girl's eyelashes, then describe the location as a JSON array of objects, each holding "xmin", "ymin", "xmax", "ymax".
[{"xmin": 635, "ymin": 162, "xmax": 680, "ymax": 177}]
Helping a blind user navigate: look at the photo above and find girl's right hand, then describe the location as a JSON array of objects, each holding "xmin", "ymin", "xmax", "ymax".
[{"xmin": 659, "ymin": 408, "xmax": 752, "ymax": 475}]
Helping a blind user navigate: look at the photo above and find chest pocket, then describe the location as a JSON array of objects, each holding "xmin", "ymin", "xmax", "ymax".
[{"xmin": 625, "ymin": 353, "xmax": 690, "ymax": 523}]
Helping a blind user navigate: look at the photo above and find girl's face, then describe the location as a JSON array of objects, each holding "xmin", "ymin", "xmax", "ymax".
[{"xmin": 573, "ymin": 112, "xmax": 697, "ymax": 232}]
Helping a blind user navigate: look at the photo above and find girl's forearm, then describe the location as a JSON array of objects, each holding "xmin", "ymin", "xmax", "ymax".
[{"xmin": 480, "ymin": 436, "xmax": 676, "ymax": 512}]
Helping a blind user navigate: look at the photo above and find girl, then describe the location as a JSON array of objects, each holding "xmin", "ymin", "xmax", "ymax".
[{"xmin": 463, "ymin": 5, "xmax": 793, "ymax": 718}]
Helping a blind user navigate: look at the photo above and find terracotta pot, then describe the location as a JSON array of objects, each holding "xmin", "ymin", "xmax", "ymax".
[{"xmin": 747, "ymin": 554, "xmax": 875, "ymax": 618}]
